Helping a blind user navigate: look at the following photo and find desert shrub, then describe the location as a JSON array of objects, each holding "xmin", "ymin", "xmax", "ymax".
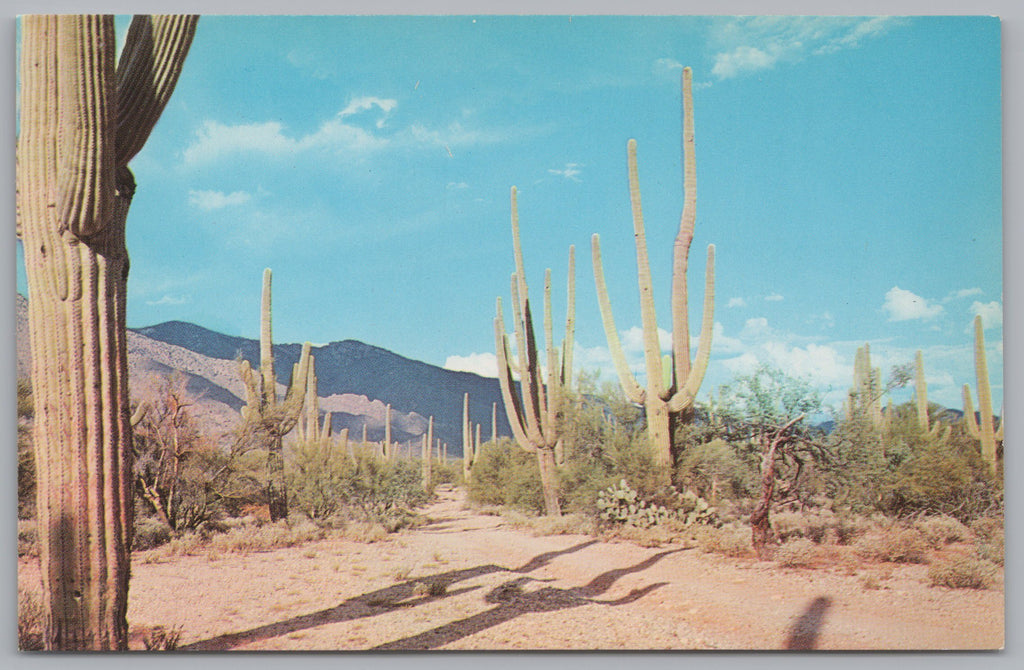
[
  {"xmin": 17, "ymin": 379, "xmax": 36, "ymax": 520},
  {"xmin": 209, "ymin": 520, "xmax": 326, "ymax": 555},
  {"xmin": 596, "ymin": 479, "xmax": 718, "ymax": 529},
  {"xmin": 604, "ymin": 523, "xmax": 680, "ymax": 548},
  {"xmin": 774, "ymin": 538, "xmax": 818, "ymax": 568},
  {"xmin": 18, "ymin": 520, "xmax": 38, "ymax": 558},
  {"xmin": 970, "ymin": 516, "xmax": 1003, "ymax": 541},
  {"xmin": 927, "ymin": 557, "xmax": 998, "ymax": 590},
  {"xmin": 133, "ymin": 514, "xmax": 174, "ymax": 551},
  {"xmin": 854, "ymin": 526, "xmax": 929, "ymax": 563},
  {"xmin": 677, "ymin": 438, "xmax": 757, "ymax": 501},
  {"xmin": 693, "ymin": 523, "xmax": 754, "ymax": 558},
  {"xmin": 974, "ymin": 521, "xmax": 1004, "ymax": 566},
  {"xmin": 468, "ymin": 438, "xmax": 546, "ymax": 514},
  {"xmin": 143, "ymin": 625, "xmax": 184, "ymax": 651},
  {"xmin": 915, "ymin": 514, "xmax": 970, "ymax": 548},
  {"xmin": 18, "ymin": 589, "xmax": 44, "ymax": 651}
]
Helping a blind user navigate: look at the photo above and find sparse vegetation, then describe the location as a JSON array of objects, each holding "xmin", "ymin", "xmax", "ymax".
[{"xmin": 927, "ymin": 557, "xmax": 998, "ymax": 590}]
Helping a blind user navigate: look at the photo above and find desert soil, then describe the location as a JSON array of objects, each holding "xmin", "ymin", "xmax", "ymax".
[{"xmin": 18, "ymin": 485, "xmax": 1003, "ymax": 651}]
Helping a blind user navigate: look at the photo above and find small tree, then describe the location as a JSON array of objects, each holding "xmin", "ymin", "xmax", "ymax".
[
  {"xmin": 717, "ymin": 366, "xmax": 826, "ymax": 559},
  {"xmin": 132, "ymin": 373, "xmax": 216, "ymax": 532}
]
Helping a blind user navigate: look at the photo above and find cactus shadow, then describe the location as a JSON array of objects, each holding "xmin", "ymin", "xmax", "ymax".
[
  {"xmin": 371, "ymin": 548, "xmax": 679, "ymax": 650},
  {"xmin": 783, "ymin": 596, "xmax": 832, "ymax": 650},
  {"xmin": 178, "ymin": 539, "xmax": 598, "ymax": 651}
]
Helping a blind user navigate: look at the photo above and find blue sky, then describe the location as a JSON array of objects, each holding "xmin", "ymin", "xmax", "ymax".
[{"xmin": 15, "ymin": 15, "xmax": 1003, "ymax": 414}]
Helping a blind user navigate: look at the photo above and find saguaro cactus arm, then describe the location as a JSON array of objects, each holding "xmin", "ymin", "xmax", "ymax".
[
  {"xmin": 667, "ymin": 244, "xmax": 715, "ymax": 413},
  {"xmin": 591, "ymin": 234, "xmax": 645, "ymax": 404}
]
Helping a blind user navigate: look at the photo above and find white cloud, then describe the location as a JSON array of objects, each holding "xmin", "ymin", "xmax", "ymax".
[
  {"xmin": 741, "ymin": 317, "xmax": 770, "ymax": 339},
  {"xmin": 145, "ymin": 294, "xmax": 190, "ymax": 306},
  {"xmin": 969, "ymin": 301, "xmax": 1003, "ymax": 330},
  {"xmin": 764, "ymin": 293, "xmax": 784, "ymax": 302},
  {"xmin": 446, "ymin": 181, "xmax": 469, "ymax": 190},
  {"xmin": 711, "ymin": 321, "xmax": 744, "ymax": 354},
  {"xmin": 444, "ymin": 352, "xmax": 499, "ymax": 378},
  {"xmin": 188, "ymin": 189, "xmax": 252, "ymax": 211},
  {"xmin": 944, "ymin": 287, "xmax": 983, "ymax": 302},
  {"xmin": 712, "ymin": 46, "xmax": 777, "ymax": 79},
  {"xmin": 548, "ymin": 163, "xmax": 583, "ymax": 182},
  {"xmin": 727, "ymin": 297, "xmax": 747, "ymax": 308},
  {"xmin": 882, "ymin": 286, "xmax": 944, "ymax": 321},
  {"xmin": 183, "ymin": 100, "xmax": 516, "ymax": 165},
  {"xmin": 655, "ymin": 57, "xmax": 684, "ymax": 73},
  {"xmin": 621, "ymin": 326, "xmax": 673, "ymax": 354},
  {"xmin": 709, "ymin": 17, "xmax": 899, "ymax": 80}
]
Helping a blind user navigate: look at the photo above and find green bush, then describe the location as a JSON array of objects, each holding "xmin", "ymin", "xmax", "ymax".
[
  {"xmin": 677, "ymin": 438, "xmax": 756, "ymax": 501},
  {"xmin": 468, "ymin": 438, "xmax": 546, "ymax": 514}
]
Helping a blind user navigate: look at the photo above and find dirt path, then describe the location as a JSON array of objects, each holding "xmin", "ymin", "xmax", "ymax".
[{"xmin": 19, "ymin": 485, "xmax": 1004, "ymax": 650}]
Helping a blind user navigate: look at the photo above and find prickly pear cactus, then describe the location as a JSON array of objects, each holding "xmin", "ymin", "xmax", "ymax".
[{"xmin": 596, "ymin": 480, "xmax": 719, "ymax": 528}]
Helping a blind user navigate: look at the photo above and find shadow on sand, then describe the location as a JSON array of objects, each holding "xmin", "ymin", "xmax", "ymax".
[
  {"xmin": 179, "ymin": 536, "xmax": 643, "ymax": 651},
  {"xmin": 783, "ymin": 596, "xmax": 832, "ymax": 650}
]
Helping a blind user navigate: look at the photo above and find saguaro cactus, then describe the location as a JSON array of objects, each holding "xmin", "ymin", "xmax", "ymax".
[
  {"xmin": 384, "ymin": 404, "xmax": 393, "ymax": 460},
  {"xmin": 462, "ymin": 393, "xmax": 475, "ymax": 480},
  {"xmin": 494, "ymin": 187, "xmax": 575, "ymax": 516},
  {"xmin": 17, "ymin": 15, "xmax": 197, "ymax": 650},
  {"xmin": 847, "ymin": 344, "xmax": 885, "ymax": 430},
  {"xmin": 963, "ymin": 316, "xmax": 1003, "ymax": 473},
  {"xmin": 591, "ymin": 67, "xmax": 715, "ymax": 479},
  {"xmin": 238, "ymin": 269, "xmax": 313, "ymax": 522},
  {"xmin": 913, "ymin": 350, "xmax": 949, "ymax": 441}
]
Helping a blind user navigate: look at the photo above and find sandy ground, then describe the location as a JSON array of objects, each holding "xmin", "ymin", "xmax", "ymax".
[{"xmin": 19, "ymin": 485, "xmax": 1003, "ymax": 650}]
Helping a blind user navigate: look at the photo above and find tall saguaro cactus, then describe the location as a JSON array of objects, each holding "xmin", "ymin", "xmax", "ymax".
[
  {"xmin": 963, "ymin": 315, "xmax": 1003, "ymax": 473},
  {"xmin": 17, "ymin": 15, "xmax": 197, "ymax": 650},
  {"xmin": 494, "ymin": 187, "xmax": 575, "ymax": 516},
  {"xmin": 238, "ymin": 269, "xmax": 313, "ymax": 522},
  {"xmin": 591, "ymin": 67, "xmax": 715, "ymax": 479}
]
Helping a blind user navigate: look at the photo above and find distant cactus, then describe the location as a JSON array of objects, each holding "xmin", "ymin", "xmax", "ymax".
[
  {"xmin": 963, "ymin": 316, "xmax": 1003, "ymax": 473},
  {"xmin": 591, "ymin": 67, "xmax": 715, "ymax": 480},
  {"xmin": 384, "ymin": 404, "xmax": 393, "ymax": 460},
  {"xmin": 462, "ymin": 393, "xmax": 475, "ymax": 481},
  {"xmin": 17, "ymin": 15, "xmax": 197, "ymax": 650},
  {"xmin": 238, "ymin": 269, "xmax": 313, "ymax": 522},
  {"xmin": 848, "ymin": 344, "xmax": 886, "ymax": 431},
  {"xmin": 421, "ymin": 425, "xmax": 433, "ymax": 491},
  {"xmin": 494, "ymin": 188, "xmax": 575, "ymax": 516},
  {"xmin": 913, "ymin": 350, "xmax": 950, "ymax": 441}
]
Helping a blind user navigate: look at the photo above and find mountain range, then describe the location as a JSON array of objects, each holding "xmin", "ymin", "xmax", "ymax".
[{"xmin": 16, "ymin": 294, "xmax": 510, "ymax": 454}]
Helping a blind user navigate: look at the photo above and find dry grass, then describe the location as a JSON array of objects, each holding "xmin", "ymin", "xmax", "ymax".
[
  {"xmin": 853, "ymin": 526, "xmax": 930, "ymax": 564},
  {"xmin": 18, "ymin": 589, "xmax": 44, "ymax": 651},
  {"xmin": 914, "ymin": 515, "xmax": 970, "ymax": 548},
  {"xmin": 692, "ymin": 524, "xmax": 754, "ymax": 558},
  {"xmin": 773, "ymin": 538, "xmax": 818, "ymax": 568},
  {"xmin": 927, "ymin": 557, "xmax": 999, "ymax": 590}
]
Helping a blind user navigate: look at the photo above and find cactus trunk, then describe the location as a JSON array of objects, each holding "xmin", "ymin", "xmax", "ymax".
[{"xmin": 17, "ymin": 15, "xmax": 196, "ymax": 650}]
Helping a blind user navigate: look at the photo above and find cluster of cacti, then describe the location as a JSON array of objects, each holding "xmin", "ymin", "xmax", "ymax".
[
  {"xmin": 17, "ymin": 15, "xmax": 197, "ymax": 650},
  {"xmin": 494, "ymin": 187, "xmax": 576, "ymax": 517},
  {"xmin": 591, "ymin": 67, "xmax": 715, "ymax": 482},
  {"xmin": 963, "ymin": 315, "xmax": 1003, "ymax": 473},
  {"xmin": 596, "ymin": 480, "xmax": 718, "ymax": 528},
  {"xmin": 912, "ymin": 350, "xmax": 950, "ymax": 441},
  {"xmin": 237, "ymin": 268, "xmax": 313, "ymax": 522},
  {"xmin": 295, "ymin": 354, "xmax": 332, "ymax": 446}
]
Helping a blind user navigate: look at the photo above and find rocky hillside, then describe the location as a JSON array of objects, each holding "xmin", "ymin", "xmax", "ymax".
[{"xmin": 16, "ymin": 295, "xmax": 508, "ymax": 453}]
